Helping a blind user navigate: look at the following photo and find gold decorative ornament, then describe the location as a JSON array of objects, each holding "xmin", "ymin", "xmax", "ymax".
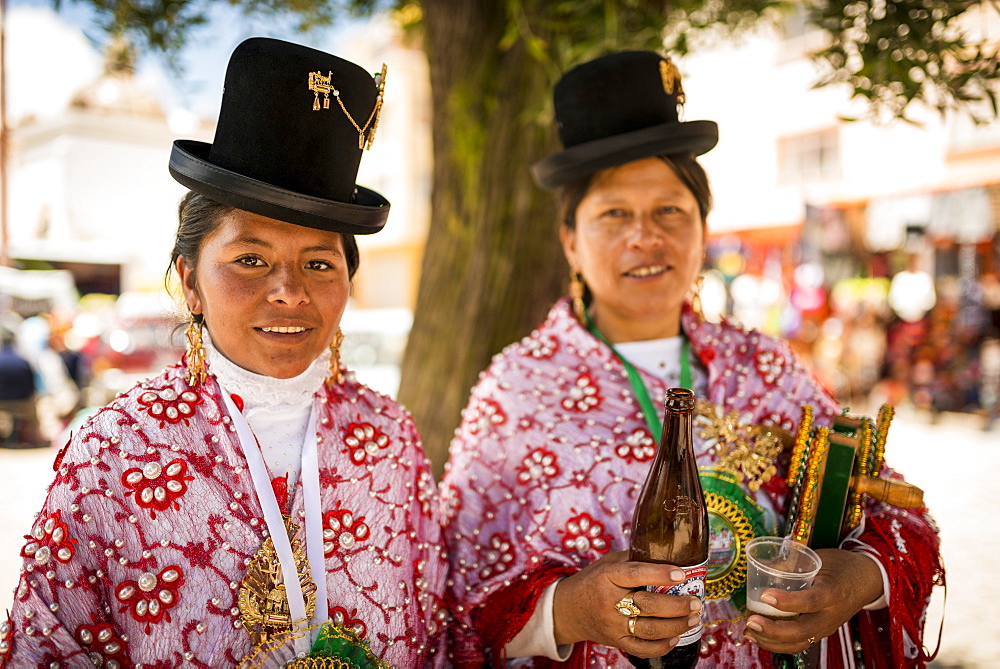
[
  {"xmin": 185, "ymin": 316, "xmax": 208, "ymax": 387},
  {"xmin": 844, "ymin": 418, "xmax": 874, "ymax": 531},
  {"xmin": 310, "ymin": 71, "xmax": 334, "ymax": 110},
  {"xmin": 690, "ymin": 274, "xmax": 704, "ymax": 319},
  {"xmin": 627, "ymin": 616, "xmax": 638, "ymax": 636},
  {"xmin": 659, "ymin": 56, "xmax": 686, "ymax": 105},
  {"xmin": 309, "ymin": 64, "xmax": 388, "ymax": 150},
  {"xmin": 786, "ymin": 406, "xmax": 814, "ymax": 487},
  {"xmin": 326, "ymin": 328, "xmax": 345, "ymax": 387},
  {"xmin": 569, "ymin": 271, "xmax": 586, "ymax": 323},
  {"xmin": 694, "ymin": 400, "xmax": 784, "ymax": 491},
  {"xmin": 703, "ymin": 491, "xmax": 755, "ymax": 600},
  {"xmin": 238, "ymin": 515, "xmax": 317, "ymax": 648},
  {"xmin": 788, "ymin": 427, "xmax": 829, "ymax": 544}
]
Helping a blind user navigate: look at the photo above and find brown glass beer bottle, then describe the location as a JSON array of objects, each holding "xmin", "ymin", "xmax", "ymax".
[{"xmin": 627, "ymin": 388, "xmax": 708, "ymax": 668}]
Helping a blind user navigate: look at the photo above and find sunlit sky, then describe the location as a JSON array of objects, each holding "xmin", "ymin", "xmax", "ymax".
[{"xmin": 7, "ymin": 0, "xmax": 361, "ymax": 123}]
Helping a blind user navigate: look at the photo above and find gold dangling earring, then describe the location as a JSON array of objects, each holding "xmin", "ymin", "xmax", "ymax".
[
  {"xmin": 570, "ymin": 270, "xmax": 586, "ymax": 324},
  {"xmin": 185, "ymin": 315, "xmax": 207, "ymax": 387},
  {"xmin": 327, "ymin": 328, "xmax": 345, "ymax": 386},
  {"xmin": 690, "ymin": 274, "xmax": 705, "ymax": 320}
]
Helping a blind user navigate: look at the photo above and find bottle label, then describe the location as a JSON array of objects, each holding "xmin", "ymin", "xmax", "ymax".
[{"xmin": 646, "ymin": 561, "xmax": 707, "ymax": 646}]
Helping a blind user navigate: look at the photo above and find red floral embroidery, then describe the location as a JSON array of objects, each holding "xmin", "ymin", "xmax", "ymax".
[
  {"xmin": 21, "ymin": 509, "xmax": 78, "ymax": 566},
  {"xmin": 478, "ymin": 533, "xmax": 515, "ymax": 580},
  {"xmin": 74, "ymin": 621, "xmax": 131, "ymax": 667},
  {"xmin": 323, "ymin": 504, "xmax": 370, "ymax": 556},
  {"xmin": 115, "ymin": 566, "xmax": 184, "ymax": 634},
  {"xmin": 561, "ymin": 373, "xmax": 601, "ymax": 412},
  {"xmin": 559, "ymin": 512, "xmax": 612, "ymax": 554},
  {"xmin": 522, "ymin": 334, "xmax": 558, "ymax": 359},
  {"xmin": 137, "ymin": 387, "xmax": 202, "ymax": 427},
  {"xmin": 516, "ymin": 448, "xmax": 560, "ymax": 484},
  {"xmin": 755, "ymin": 350, "xmax": 785, "ymax": 385},
  {"xmin": 342, "ymin": 422, "xmax": 391, "ymax": 465},
  {"xmin": 466, "ymin": 398, "xmax": 507, "ymax": 435},
  {"xmin": 122, "ymin": 459, "xmax": 194, "ymax": 519},
  {"xmin": 329, "ymin": 605, "xmax": 367, "ymax": 638},
  {"xmin": 615, "ymin": 429, "xmax": 656, "ymax": 463}
]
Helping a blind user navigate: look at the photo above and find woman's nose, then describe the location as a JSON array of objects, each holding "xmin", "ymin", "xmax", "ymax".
[
  {"xmin": 625, "ymin": 214, "xmax": 665, "ymax": 247},
  {"xmin": 268, "ymin": 265, "xmax": 309, "ymax": 305}
]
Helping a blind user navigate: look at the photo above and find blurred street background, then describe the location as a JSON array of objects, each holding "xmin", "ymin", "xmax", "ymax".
[{"xmin": 3, "ymin": 1, "xmax": 1000, "ymax": 665}]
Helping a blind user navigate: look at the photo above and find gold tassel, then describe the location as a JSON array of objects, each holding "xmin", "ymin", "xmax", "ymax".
[
  {"xmin": 690, "ymin": 274, "xmax": 705, "ymax": 320},
  {"xmin": 185, "ymin": 316, "xmax": 207, "ymax": 387},
  {"xmin": 569, "ymin": 271, "xmax": 586, "ymax": 324},
  {"xmin": 326, "ymin": 328, "xmax": 345, "ymax": 386}
]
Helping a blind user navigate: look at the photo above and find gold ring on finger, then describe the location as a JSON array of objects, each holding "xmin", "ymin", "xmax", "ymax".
[
  {"xmin": 614, "ymin": 594, "xmax": 641, "ymax": 617},
  {"xmin": 628, "ymin": 615, "xmax": 638, "ymax": 636}
]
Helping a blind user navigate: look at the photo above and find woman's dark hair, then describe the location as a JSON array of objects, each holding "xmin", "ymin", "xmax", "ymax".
[
  {"xmin": 556, "ymin": 153, "xmax": 713, "ymax": 231},
  {"xmin": 166, "ymin": 191, "xmax": 361, "ymax": 317}
]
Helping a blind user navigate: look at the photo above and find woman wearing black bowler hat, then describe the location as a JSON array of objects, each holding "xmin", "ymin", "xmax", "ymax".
[
  {"xmin": 441, "ymin": 51, "xmax": 941, "ymax": 667},
  {"xmin": 1, "ymin": 38, "xmax": 447, "ymax": 668}
]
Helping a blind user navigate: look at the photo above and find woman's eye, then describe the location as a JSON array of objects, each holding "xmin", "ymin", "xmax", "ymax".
[
  {"xmin": 237, "ymin": 256, "xmax": 264, "ymax": 267},
  {"xmin": 657, "ymin": 205, "xmax": 680, "ymax": 216},
  {"xmin": 601, "ymin": 208, "xmax": 627, "ymax": 218},
  {"xmin": 307, "ymin": 260, "xmax": 333, "ymax": 271}
]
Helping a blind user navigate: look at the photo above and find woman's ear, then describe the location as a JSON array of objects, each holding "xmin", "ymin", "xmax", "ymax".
[
  {"xmin": 175, "ymin": 256, "xmax": 203, "ymax": 316},
  {"xmin": 559, "ymin": 225, "xmax": 579, "ymax": 274}
]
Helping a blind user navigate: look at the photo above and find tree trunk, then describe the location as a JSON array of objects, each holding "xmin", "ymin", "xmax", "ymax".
[{"xmin": 398, "ymin": 0, "xmax": 565, "ymax": 476}]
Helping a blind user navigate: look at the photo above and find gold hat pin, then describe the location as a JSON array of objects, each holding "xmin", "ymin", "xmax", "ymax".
[
  {"xmin": 659, "ymin": 56, "xmax": 686, "ymax": 106},
  {"xmin": 308, "ymin": 64, "xmax": 388, "ymax": 150}
]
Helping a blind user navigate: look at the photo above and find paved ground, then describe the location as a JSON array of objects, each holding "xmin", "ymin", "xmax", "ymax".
[{"xmin": 0, "ymin": 409, "xmax": 996, "ymax": 666}]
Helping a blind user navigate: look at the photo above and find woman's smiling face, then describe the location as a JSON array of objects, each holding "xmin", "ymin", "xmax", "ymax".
[
  {"xmin": 562, "ymin": 156, "xmax": 705, "ymax": 341},
  {"xmin": 176, "ymin": 209, "xmax": 350, "ymax": 379}
]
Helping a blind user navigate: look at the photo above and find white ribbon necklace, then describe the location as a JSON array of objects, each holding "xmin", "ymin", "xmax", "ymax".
[{"xmin": 220, "ymin": 389, "xmax": 329, "ymax": 656}]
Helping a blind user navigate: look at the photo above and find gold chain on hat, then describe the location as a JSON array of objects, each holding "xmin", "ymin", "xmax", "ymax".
[{"xmin": 309, "ymin": 64, "xmax": 387, "ymax": 150}]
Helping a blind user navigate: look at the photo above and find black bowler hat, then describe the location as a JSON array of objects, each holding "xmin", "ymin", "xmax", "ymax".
[
  {"xmin": 531, "ymin": 51, "xmax": 718, "ymax": 190},
  {"xmin": 169, "ymin": 37, "xmax": 389, "ymax": 234}
]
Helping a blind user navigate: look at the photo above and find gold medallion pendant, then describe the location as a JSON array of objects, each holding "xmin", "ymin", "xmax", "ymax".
[{"xmin": 239, "ymin": 515, "xmax": 317, "ymax": 647}]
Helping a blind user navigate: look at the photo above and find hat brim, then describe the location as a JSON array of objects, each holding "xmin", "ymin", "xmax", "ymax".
[
  {"xmin": 169, "ymin": 140, "xmax": 389, "ymax": 235},
  {"xmin": 531, "ymin": 120, "xmax": 718, "ymax": 190}
]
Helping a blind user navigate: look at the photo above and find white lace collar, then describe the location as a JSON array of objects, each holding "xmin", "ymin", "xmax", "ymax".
[{"xmin": 204, "ymin": 331, "xmax": 330, "ymax": 410}]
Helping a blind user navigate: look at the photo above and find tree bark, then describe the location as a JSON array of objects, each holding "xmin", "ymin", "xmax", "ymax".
[{"xmin": 398, "ymin": 0, "xmax": 565, "ymax": 476}]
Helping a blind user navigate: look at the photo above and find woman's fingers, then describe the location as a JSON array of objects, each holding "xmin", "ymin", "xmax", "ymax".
[
  {"xmin": 629, "ymin": 609, "xmax": 703, "ymax": 641},
  {"xmin": 744, "ymin": 616, "xmax": 819, "ymax": 654},
  {"xmin": 628, "ymin": 587, "xmax": 703, "ymax": 621},
  {"xmin": 617, "ymin": 635, "xmax": 680, "ymax": 659},
  {"xmin": 607, "ymin": 559, "xmax": 687, "ymax": 591}
]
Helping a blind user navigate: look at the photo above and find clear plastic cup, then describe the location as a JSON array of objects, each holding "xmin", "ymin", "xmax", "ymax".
[{"xmin": 745, "ymin": 536, "xmax": 822, "ymax": 620}]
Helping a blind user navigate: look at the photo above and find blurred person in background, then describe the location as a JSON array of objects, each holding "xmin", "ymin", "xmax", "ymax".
[
  {"xmin": 0, "ymin": 325, "xmax": 41, "ymax": 448},
  {"xmin": 441, "ymin": 51, "xmax": 942, "ymax": 668},
  {"xmin": 16, "ymin": 313, "xmax": 79, "ymax": 441},
  {"xmin": 1, "ymin": 38, "xmax": 446, "ymax": 668}
]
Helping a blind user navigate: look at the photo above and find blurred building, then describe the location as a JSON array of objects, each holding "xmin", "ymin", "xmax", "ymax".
[{"xmin": 6, "ymin": 9, "xmax": 208, "ymax": 296}]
